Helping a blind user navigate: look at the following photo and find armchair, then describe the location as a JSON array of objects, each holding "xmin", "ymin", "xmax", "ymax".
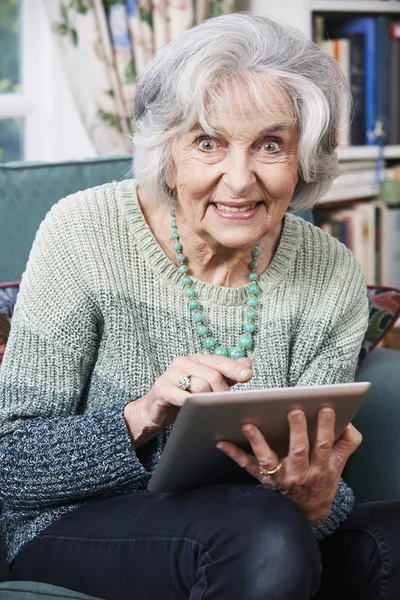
[{"xmin": 1, "ymin": 156, "xmax": 399, "ymax": 599}]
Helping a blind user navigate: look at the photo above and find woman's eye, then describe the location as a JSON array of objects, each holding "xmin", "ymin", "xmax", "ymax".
[
  {"xmin": 262, "ymin": 141, "xmax": 280, "ymax": 153},
  {"xmin": 197, "ymin": 137, "xmax": 217, "ymax": 151}
]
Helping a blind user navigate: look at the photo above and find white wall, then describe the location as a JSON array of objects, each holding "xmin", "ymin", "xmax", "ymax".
[{"xmin": 239, "ymin": 0, "xmax": 309, "ymax": 35}]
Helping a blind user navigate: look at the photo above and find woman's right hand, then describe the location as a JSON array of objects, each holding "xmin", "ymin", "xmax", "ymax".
[{"xmin": 124, "ymin": 354, "xmax": 253, "ymax": 448}]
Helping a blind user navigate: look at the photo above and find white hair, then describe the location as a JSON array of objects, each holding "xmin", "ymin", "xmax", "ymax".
[{"xmin": 133, "ymin": 12, "xmax": 349, "ymax": 210}]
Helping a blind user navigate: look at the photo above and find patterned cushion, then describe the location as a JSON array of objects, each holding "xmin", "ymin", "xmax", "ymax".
[
  {"xmin": 358, "ymin": 286, "xmax": 400, "ymax": 365},
  {"xmin": 1, "ymin": 282, "xmax": 399, "ymax": 367},
  {"xmin": 0, "ymin": 282, "xmax": 19, "ymax": 365}
]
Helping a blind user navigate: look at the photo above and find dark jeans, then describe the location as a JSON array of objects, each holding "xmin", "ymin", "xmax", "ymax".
[{"xmin": 11, "ymin": 485, "xmax": 400, "ymax": 600}]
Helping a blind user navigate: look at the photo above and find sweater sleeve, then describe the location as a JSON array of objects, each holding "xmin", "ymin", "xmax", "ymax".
[
  {"xmin": 292, "ymin": 253, "xmax": 369, "ymax": 540},
  {"xmin": 0, "ymin": 402, "xmax": 162, "ymax": 509},
  {"xmin": 0, "ymin": 190, "xmax": 161, "ymax": 510}
]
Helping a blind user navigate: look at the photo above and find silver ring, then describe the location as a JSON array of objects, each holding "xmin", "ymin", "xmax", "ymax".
[{"xmin": 178, "ymin": 376, "xmax": 191, "ymax": 391}]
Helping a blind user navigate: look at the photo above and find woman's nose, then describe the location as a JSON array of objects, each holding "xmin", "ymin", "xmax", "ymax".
[{"xmin": 221, "ymin": 151, "xmax": 257, "ymax": 197}]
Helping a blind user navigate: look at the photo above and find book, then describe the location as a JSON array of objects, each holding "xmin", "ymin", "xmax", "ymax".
[
  {"xmin": 379, "ymin": 206, "xmax": 400, "ymax": 288},
  {"xmin": 314, "ymin": 203, "xmax": 377, "ymax": 285},
  {"xmin": 320, "ymin": 39, "xmax": 351, "ymax": 146},
  {"xmin": 390, "ymin": 23, "xmax": 400, "ymax": 144},
  {"xmin": 326, "ymin": 18, "xmax": 378, "ymax": 146},
  {"xmin": 313, "ymin": 15, "xmax": 325, "ymax": 46},
  {"xmin": 348, "ymin": 33, "xmax": 366, "ymax": 146},
  {"xmin": 375, "ymin": 16, "xmax": 391, "ymax": 145}
]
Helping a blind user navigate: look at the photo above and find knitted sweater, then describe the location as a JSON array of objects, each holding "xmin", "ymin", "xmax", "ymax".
[{"xmin": 0, "ymin": 180, "xmax": 369, "ymax": 565}]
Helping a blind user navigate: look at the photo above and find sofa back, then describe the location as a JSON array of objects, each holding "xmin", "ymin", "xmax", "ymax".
[{"xmin": 0, "ymin": 156, "xmax": 134, "ymax": 282}]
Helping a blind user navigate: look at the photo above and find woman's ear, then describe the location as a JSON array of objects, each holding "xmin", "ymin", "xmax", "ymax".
[{"xmin": 165, "ymin": 162, "xmax": 176, "ymax": 191}]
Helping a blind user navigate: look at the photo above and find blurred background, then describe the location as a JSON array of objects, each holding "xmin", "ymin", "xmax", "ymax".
[{"xmin": 1, "ymin": 0, "xmax": 400, "ymax": 346}]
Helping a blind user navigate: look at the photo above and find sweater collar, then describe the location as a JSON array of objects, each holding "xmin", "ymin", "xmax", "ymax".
[{"xmin": 118, "ymin": 179, "xmax": 302, "ymax": 306}]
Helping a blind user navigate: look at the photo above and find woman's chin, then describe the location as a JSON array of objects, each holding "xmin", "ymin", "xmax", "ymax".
[{"xmin": 208, "ymin": 230, "xmax": 263, "ymax": 251}]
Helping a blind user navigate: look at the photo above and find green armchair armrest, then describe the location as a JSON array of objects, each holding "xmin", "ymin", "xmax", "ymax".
[
  {"xmin": 0, "ymin": 581, "xmax": 102, "ymax": 599},
  {"xmin": 344, "ymin": 347, "xmax": 400, "ymax": 503}
]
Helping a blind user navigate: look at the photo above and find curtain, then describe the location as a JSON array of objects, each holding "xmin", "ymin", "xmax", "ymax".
[{"xmin": 42, "ymin": 0, "xmax": 234, "ymax": 155}]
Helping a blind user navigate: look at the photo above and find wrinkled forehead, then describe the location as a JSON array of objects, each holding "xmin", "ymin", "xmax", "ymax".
[{"xmin": 201, "ymin": 74, "xmax": 297, "ymax": 136}]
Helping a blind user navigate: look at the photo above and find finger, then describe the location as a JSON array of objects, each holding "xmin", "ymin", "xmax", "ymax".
[
  {"xmin": 225, "ymin": 357, "xmax": 253, "ymax": 387},
  {"xmin": 216, "ymin": 440, "xmax": 273, "ymax": 484},
  {"xmin": 333, "ymin": 423, "xmax": 363, "ymax": 466},
  {"xmin": 241, "ymin": 423, "xmax": 281, "ymax": 472},
  {"xmin": 286, "ymin": 410, "xmax": 310, "ymax": 472},
  {"xmin": 310, "ymin": 407, "xmax": 335, "ymax": 467},
  {"xmin": 187, "ymin": 354, "xmax": 253, "ymax": 384},
  {"xmin": 172, "ymin": 363, "xmax": 231, "ymax": 392},
  {"xmin": 151, "ymin": 379, "xmax": 193, "ymax": 408}
]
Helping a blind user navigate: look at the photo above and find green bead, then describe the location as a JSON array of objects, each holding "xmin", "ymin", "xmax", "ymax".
[
  {"xmin": 213, "ymin": 346, "xmax": 229, "ymax": 356},
  {"xmin": 176, "ymin": 253, "xmax": 186, "ymax": 263},
  {"xmin": 255, "ymin": 241, "xmax": 261, "ymax": 247},
  {"xmin": 250, "ymin": 261, "xmax": 259, "ymax": 270},
  {"xmin": 171, "ymin": 231, "xmax": 179, "ymax": 239},
  {"xmin": 251, "ymin": 249, "xmax": 261, "ymax": 258},
  {"xmin": 171, "ymin": 220, "xmax": 177, "ymax": 228},
  {"xmin": 185, "ymin": 287, "xmax": 196, "ymax": 298},
  {"xmin": 245, "ymin": 309, "xmax": 256, "ymax": 320},
  {"xmin": 238, "ymin": 333, "xmax": 253, "ymax": 350},
  {"xmin": 249, "ymin": 272, "xmax": 259, "ymax": 281},
  {"xmin": 173, "ymin": 242, "xmax": 182, "ymax": 252},
  {"xmin": 193, "ymin": 311, "xmax": 204, "ymax": 323},
  {"xmin": 197, "ymin": 325, "xmax": 208, "ymax": 336},
  {"xmin": 229, "ymin": 347, "xmax": 245, "ymax": 360},
  {"xmin": 247, "ymin": 297, "xmax": 257, "ymax": 308},
  {"xmin": 178, "ymin": 265, "xmax": 189, "ymax": 274},
  {"xmin": 181, "ymin": 276, "xmax": 192, "ymax": 286},
  {"xmin": 203, "ymin": 337, "xmax": 216, "ymax": 350},
  {"xmin": 248, "ymin": 283, "xmax": 259, "ymax": 295},
  {"xmin": 243, "ymin": 322, "xmax": 255, "ymax": 333},
  {"xmin": 170, "ymin": 209, "xmax": 176, "ymax": 217},
  {"xmin": 188, "ymin": 299, "xmax": 199, "ymax": 310}
]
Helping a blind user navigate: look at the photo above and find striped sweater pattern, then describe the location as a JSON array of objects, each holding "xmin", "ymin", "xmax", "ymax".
[{"xmin": 0, "ymin": 180, "xmax": 369, "ymax": 564}]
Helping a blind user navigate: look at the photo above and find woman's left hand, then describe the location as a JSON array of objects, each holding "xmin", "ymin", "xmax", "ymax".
[{"xmin": 216, "ymin": 407, "xmax": 362, "ymax": 526}]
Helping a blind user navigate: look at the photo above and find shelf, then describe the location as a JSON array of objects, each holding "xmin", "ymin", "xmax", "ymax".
[
  {"xmin": 320, "ymin": 182, "xmax": 380, "ymax": 203},
  {"xmin": 311, "ymin": 1, "xmax": 400, "ymax": 13},
  {"xmin": 337, "ymin": 145, "xmax": 400, "ymax": 160}
]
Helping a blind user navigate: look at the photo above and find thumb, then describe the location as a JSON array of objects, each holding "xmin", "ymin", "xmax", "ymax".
[
  {"xmin": 235, "ymin": 357, "xmax": 252, "ymax": 369},
  {"xmin": 333, "ymin": 423, "xmax": 363, "ymax": 463}
]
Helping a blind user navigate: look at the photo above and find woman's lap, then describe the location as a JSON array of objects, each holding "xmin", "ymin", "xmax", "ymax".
[
  {"xmin": 11, "ymin": 486, "xmax": 400, "ymax": 600},
  {"xmin": 12, "ymin": 484, "xmax": 320, "ymax": 600}
]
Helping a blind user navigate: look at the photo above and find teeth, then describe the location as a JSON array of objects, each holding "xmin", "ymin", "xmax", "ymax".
[{"xmin": 214, "ymin": 203, "xmax": 258, "ymax": 212}]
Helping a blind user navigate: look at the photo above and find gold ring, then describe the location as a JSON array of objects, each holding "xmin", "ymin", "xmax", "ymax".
[{"xmin": 259, "ymin": 461, "xmax": 283, "ymax": 477}]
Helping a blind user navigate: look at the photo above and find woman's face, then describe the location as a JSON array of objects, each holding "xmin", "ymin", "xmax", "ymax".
[{"xmin": 168, "ymin": 84, "xmax": 299, "ymax": 251}]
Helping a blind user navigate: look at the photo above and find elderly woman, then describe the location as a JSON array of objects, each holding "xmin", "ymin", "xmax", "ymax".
[{"xmin": 1, "ymin": 11, "xmax": 399, "ymax": 600}]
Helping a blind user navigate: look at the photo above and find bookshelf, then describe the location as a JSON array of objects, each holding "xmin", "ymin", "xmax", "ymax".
[
  {"xmin": 311, "ymin": 2, "xmax": 400, "ymax": 14},
  {"xmin": 322, "ymin": 183, "xmax": 380, "ymax": 203},
  {"xmin": 337, "ymin": 145, "xmax": 400, "ymax": 160}
]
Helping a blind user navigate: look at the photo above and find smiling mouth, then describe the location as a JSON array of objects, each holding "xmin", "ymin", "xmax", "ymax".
[{"xmin": 213, "ymin": 202, "xmax": 261, "ymax": 213}]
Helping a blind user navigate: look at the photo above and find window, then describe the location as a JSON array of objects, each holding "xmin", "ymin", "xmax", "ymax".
[
  {"xmin": 0, "ymin": 0, "xmax": 96, "ymax": 163},
  {"xmin": 0, "ymin": 0, "xmax": 24, "ymax": 161}
]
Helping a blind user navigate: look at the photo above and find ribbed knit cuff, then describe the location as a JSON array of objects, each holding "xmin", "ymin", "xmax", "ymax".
[{"xmin": 313, "ymin": 479, "xmax": 355, "ymax": 541}]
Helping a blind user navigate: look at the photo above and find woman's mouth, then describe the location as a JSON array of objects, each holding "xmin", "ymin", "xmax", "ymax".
[{"xmin": 211, "ymin": 202, "xmax": 263, "ymax": 220}]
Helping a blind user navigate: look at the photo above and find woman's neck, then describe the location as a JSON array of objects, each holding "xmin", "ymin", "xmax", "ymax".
[{"xmin": 137, "ymin": 188, "xmax": 283, "ymax": 288}]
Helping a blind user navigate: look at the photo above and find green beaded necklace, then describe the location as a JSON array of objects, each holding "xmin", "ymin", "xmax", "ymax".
[{"xmin": 170, "ymin": 208, "xmax": 261, "ymax": 360}]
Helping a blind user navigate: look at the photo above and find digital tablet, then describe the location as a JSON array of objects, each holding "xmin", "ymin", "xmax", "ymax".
[{"xmin": 147, "ymin": 381, "xmax": 371, "ymax": 493}]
